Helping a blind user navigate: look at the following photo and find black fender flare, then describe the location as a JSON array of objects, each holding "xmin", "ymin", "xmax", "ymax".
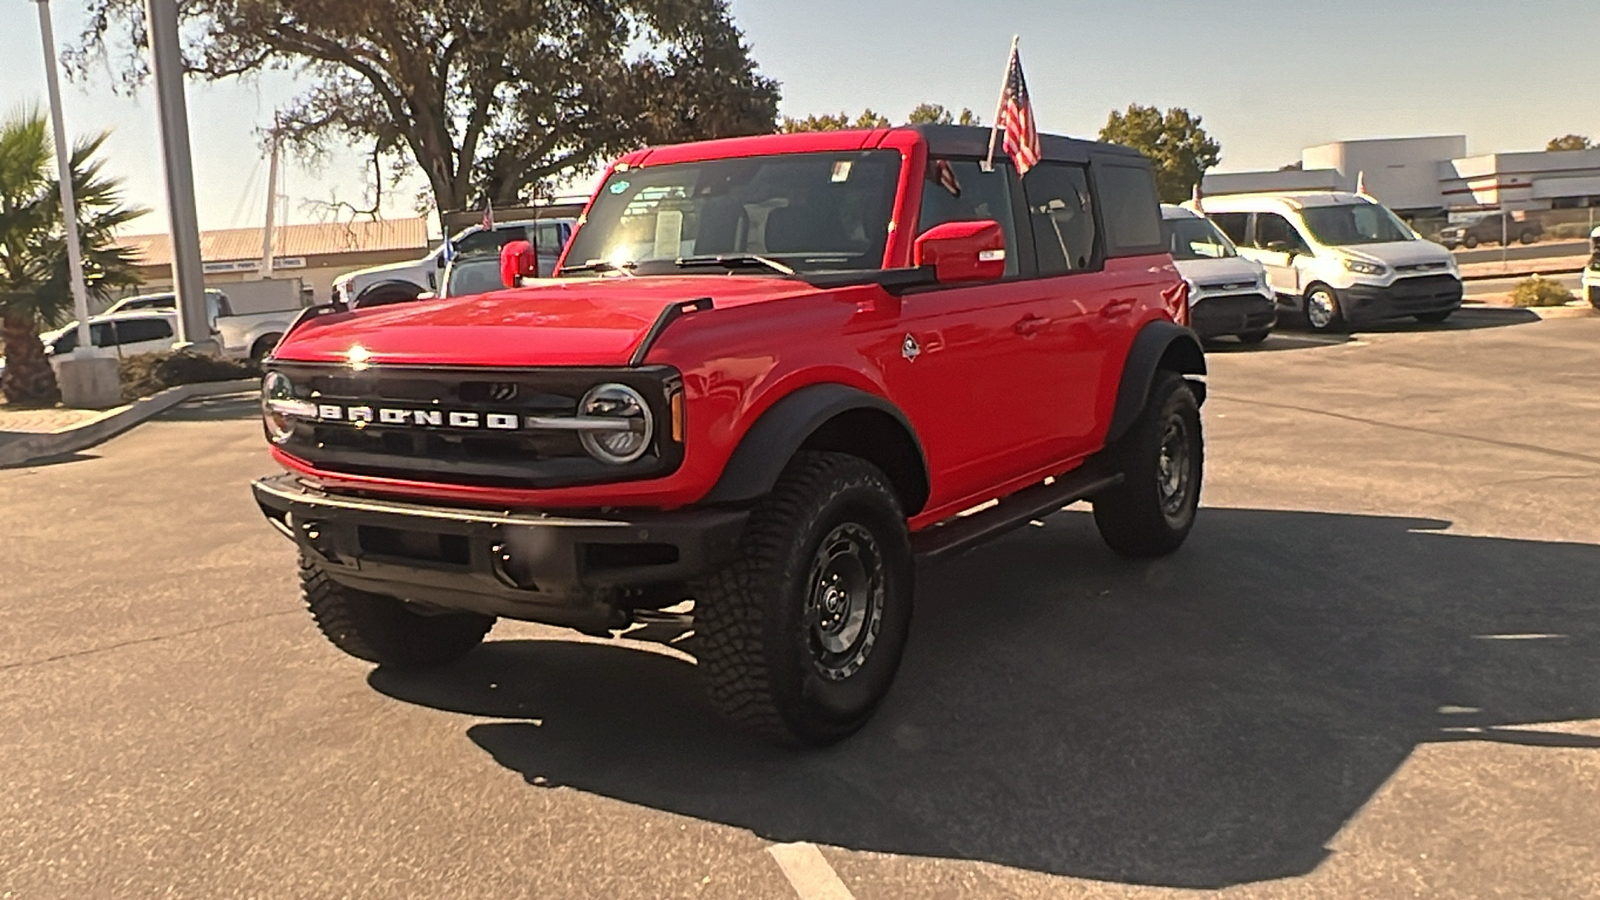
[
  {"xmin": 703, "ymin": 383, "xmax": 930, "ymax": 513},
  {"xmin": 1106, "ymin": 321, "xmax": 1207, "ymax": 445}
]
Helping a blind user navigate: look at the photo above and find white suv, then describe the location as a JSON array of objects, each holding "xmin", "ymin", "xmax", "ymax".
[{"xmin": 1197, "ymin": 192, "xmax": 1463, "ymax": 332}]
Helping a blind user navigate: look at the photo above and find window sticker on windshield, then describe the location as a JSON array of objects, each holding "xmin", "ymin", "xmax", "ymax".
[
  {"xmin": 610, "ymin": 180, "xmax": 631, "ymax": 195},
  {"xmin": 654, "ymin": 209, "xmax": 684, "ymax": 259},
  {"xmin": 831, "ymin": 160, "xmax": 854, "ymax": 183}
]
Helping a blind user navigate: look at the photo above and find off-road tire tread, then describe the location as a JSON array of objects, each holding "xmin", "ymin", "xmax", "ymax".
[
  {"xmin": 300, "ymin": 556, "xmax": 493, "ymax": 668},
  {"xmin": 1092, "ymin": 372, "xmax": 1203, "ymax": 559},
  {"xmin": 695, "ymin": 451, "xmax": 907, "ymax": 745}
]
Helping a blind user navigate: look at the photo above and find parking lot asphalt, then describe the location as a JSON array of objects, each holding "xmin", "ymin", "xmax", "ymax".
[{"xmin": 3, "ymin": 311, "xmax": 1598, "ymax": 899}]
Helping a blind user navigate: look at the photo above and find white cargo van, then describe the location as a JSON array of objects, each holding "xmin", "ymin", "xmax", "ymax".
[
  {"xmin": 1197, "ymin": 192, "xmax": 1463, "ymax": 332},
  {"xmin": 1584, "ymin": 226, "xmax": 1599, "ymax": 309},
  {"xmin": 1160, "ymin": 205, "xmax": 1276, "ymax": 343}
]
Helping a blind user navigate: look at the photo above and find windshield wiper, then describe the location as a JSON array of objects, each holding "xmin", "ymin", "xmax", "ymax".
[
  {"xmin": 560, "ymin": 260, "xmax": 636, "ymax": 277},
  {"xmin": 674, "ymin": 254, "xmax": 796, "ymax": 277}
]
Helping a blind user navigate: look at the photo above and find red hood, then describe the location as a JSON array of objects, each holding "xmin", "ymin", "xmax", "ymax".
[{"xmin": 274, "ymin": 275, "xmax": 822, "ymax": 368}]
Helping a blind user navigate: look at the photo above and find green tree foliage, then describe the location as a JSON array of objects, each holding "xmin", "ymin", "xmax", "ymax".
[
  {"xmin": 1546, "ymin": 135, "xmax": 1594, "ymax": 152},
  {"xmin": 906, "ymin": 103, "xmax": 981, "ymax": 126},
  {"xmin": 0, "ymin": 112, "xmax": 145, "ymax": 405},
  {"xmin": 73, "ymin": 0, "xmax": 781, "ymax": 215},
  {"xmin": 781, "ymin": 103, "xmax": 979, "ymax": 133},
  {"xmin": 1099, "ymin": 104, "xmax": 1223, "ymax": 204}
]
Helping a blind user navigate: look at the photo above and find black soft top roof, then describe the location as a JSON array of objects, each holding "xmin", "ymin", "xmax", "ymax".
[{"xmin": 910, "ymin": 124, "xmax": 1147, "ymax": 166}]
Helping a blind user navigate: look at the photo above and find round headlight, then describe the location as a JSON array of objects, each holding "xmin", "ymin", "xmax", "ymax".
[
  {"xmin": 578, "ymin": 383, "xmax": 653, "ymax": 465},
  {"xmin": 261, "ymin": 371, "xmax": 296, "ymax": 444}
]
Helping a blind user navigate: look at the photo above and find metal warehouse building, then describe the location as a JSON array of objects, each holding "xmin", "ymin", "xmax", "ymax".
[{"xmin": 1204, "ymin": 136, "xmax": 1600, "ymax": 217}]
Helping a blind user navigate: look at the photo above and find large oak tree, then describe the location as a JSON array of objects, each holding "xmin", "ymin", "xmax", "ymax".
[
  {"xmin": 1099, "ymin": 104, "xmax": 1222, "ymax": 204},
  {"xmin": 74, "ymin": 0, "xmax": 781, "ymax": 215}
]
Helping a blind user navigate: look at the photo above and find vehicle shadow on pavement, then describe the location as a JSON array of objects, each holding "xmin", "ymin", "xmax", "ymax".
[
  {"xmin": 369, "ymin": 508, "xmax": 1600, "ymax": 889},
  {"xmin": 158, "ymin": 394, "xmax": 260, "ymax": 422},
  {"xmin": 1363, "ymin": 307, "xmax": 1541, "ymax": 333},
  {"xmin": 1203, "ymin": 334, "xmax": 1352, "ymax": 354}
]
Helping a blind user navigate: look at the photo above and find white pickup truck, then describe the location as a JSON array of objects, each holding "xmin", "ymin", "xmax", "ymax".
[
  {"xmin": 103, "ymin": 289, "xmax": 299, "ymax": 364},
  {"xmin": 332, "ymin": 218, "xmax": 575, "ymax": 305}
]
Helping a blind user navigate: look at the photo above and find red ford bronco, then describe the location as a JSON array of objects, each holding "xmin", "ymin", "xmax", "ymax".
[{"xmin": 253, "ymin": 125, "xmax": 1205, "ymax": 746}]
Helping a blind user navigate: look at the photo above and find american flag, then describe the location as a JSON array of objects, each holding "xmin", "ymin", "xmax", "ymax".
[
  {"xmin": 996, "ymin": 44, "xmax": 1041, "ymax": 175},
  {"xmin": 481, "ymin": 199, "xmax": 495, "ymax": 231}
]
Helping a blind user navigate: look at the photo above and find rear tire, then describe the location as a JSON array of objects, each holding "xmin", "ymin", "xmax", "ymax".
[
  {"xmin": 250, "ymin": 334, "xmax": 283, "ymax": 369},
  {"xmin": 301, "ymin": 556, "xmax": 494, "ymax": 668},
  {"xmin": 695, "ymin": 452, "xmax": 913, "ymax": 747},
  {"xmin": 1092, "ymin": 373, "xmax": 1203, "ymax": 559},
  {"xmin": 1520, "ymin": 230, "xmax": 1538, "ymax": 245}
]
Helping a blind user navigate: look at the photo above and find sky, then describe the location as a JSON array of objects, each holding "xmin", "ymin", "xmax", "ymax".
[{"xmin": 1, "ymin": 0, "xmax": 1596, "ymax": 238}]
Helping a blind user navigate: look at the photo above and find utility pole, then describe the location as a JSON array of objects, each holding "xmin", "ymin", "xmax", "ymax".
[
  {"xmin": 143, "ymin": 0, "xmax": 214, "ymax": 352},
  {"xmin": 34, "ymin": 0, "xmax": 119, "ymax": 407},
  {"xmin": 260, "ymin": 125, "xmax": 280, "ymax": 280}
]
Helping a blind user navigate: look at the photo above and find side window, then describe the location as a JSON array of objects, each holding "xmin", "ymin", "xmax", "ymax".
[
  {"xmin": 917, "ymin": 159, "xmax": 1019, "ymax": 277},
  {"xmin": 1021, "ymin": 163, "xmax": 1097, "ymax": 275},
  {"xmin": 1256, "ymin": 213, "xmax": 1308, "ymax": 252},
  {"xmin": 1210, "ymin": 212, "xmax": 1250, "ymax": 247},
  {"xmin": 113, "ymin": 319, "xmax": 174, "ymax": 345},
  {"xmin": 1094, "ymin": 164, "xmax": 1164, "ymax": 255}
]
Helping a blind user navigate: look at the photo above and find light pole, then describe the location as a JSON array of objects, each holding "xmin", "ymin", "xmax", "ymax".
[
  {"xmin": 143, "ymin": 0, "xmax": 213, "ymax": 352},
  {"xmin": 34, "ymin": 0, "xmax": 120, "ymax": 408},
  {"xmin": 33, "ymin": 0, "xmax": 91, "ymax": 356}
]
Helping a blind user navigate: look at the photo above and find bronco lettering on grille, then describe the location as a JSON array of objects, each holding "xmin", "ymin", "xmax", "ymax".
[{"xmin": 317, "ymin": 405, "xmax": 525, "ymax": 431}]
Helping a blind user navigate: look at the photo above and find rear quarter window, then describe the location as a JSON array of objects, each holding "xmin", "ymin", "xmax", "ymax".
[{"xmin": 1095, "ymin": 164, "xmax": 1164, "ymax": 257}]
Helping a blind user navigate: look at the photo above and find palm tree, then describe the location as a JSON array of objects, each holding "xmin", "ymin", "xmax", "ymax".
[{"xmin": 0, "ymin": 110, "xmax": 146, "ymax": 406}]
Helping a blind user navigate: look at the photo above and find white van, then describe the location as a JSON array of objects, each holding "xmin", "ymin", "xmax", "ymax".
[
  {"xmin": 1584, "ymin": 226, "xmax": 1599, "ymax": 309},
  {"xmin": 1160, "ymin": 205, "xmax": 1276, "ymax": 343},
  {"xmin": 1196, "ymin": 192, "xmax": 1463, "ymax": 332}
]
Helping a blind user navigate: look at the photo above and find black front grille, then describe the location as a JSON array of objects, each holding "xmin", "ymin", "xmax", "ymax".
[
  {"xmin": 270, "ymin": 363, "xmax": 683, "ymax": 488},
  {"xmin": 1191, "ymin": 293, "xmax": 1276, "ymax": 337},
  {"xmin": 1388, "ymin": 274, "xmax": 1464, "ymax": 311}
]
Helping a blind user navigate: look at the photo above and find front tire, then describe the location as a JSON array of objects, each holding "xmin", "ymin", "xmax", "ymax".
[
  {"xmin": 695, "ymin": 452, "xmax": 913, "ymax": 747},
  {"xmin": 301, "ymin": 556, "xmax": 494, "ymax": 668},
  {"xmin": 1092, "ymin": 373, "xmax": 1203, "ymax": 558},
  {"xmin": 1304, "ymin": 285, "xmax": 1347, "ymax": 333}
]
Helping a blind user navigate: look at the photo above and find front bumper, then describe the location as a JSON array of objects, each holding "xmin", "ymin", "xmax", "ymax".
[
  {"xmin": 252, "ymin": 474, "xmax": 748, "ymax": 627},
  {"xmin": 1339, "ymin": 275, "xmax": 1463, "ymax": 324},
  {"xmin": 1190, "ymin": 293, "xmax": 1277, "ymax": 339}
]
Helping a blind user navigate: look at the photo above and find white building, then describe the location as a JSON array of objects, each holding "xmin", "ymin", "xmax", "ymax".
[{"xmin": 1203, "ymin": 136, "xmax": 1600, "ymax": 215}]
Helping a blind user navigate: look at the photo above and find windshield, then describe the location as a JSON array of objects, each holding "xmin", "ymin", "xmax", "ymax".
[
  {"xmin": 1162, "ymin": 217, "xmax": 1238, "ymax": 260},
  {"xmin": 561, "ymin": 151, "xmax": 902, "ymax": 276},
  {"xmin": 1301, "ymin": 203, "xmax": 1415, "ymax": 246},
  {"xmin": 447, "ymin": 259, "xmax": 508, "ymax": 297}
]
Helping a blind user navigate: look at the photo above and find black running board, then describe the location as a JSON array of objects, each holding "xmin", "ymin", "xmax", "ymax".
[{"xmin": 911, "ymin": 465, "xmax": 1123, "ymax": 561}]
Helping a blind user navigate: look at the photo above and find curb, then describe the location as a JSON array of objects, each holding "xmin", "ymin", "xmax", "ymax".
[
  {"xmin": 1458, "ymin": 260, "xmax": 1589, "ymax": 282},
  {"xmin": 0, "ymin": 378, "xmax": 258, "ymax": 468}
]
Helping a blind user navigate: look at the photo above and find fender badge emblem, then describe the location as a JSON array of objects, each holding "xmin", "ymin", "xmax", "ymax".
[{"xmin": 901, "ymin": 333, "xmax": 921, "ymax": 362}]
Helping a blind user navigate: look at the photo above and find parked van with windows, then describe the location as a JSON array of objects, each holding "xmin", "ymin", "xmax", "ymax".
[
  {"xmin": 1160, "ymin": 205, "xmax": 1275, "ymax": 343},
  {"xmin": 1198, "ymin": 192, "xmax": 1463, "ymax": 332},
  {"xmin": 1584, "ymin": 226, "xmax": 1599, "ymax": 309}
]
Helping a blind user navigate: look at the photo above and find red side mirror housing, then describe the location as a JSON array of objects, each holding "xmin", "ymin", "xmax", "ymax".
[
  {"xmin": 499, "ymin": 240, "xmax": 537, "ymax": 288},
  {"xmin": 914, "ymin": 220, "xmax": 1007, "ymax": 284}
]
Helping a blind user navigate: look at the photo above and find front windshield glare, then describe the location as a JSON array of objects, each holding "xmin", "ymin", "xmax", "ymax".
[
  {"xmin": 561, "ymin": 151, "xmax": 902, "ymax": 276},
  {"xmin": 1301, "ymin": 203, "xmax": 1415, "ymax": 246},
  {"xmin": 1163, "ymin": 217, "xmax": 1238, "ymax": 260}
]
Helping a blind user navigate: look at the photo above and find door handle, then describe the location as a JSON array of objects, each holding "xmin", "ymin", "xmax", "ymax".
[
  {"xmin": 1102, "ymin": 298, "xmax": 1137, "ymax": 318},
  {"xmin": 1014, "ymin": 314, "xmax": 1047, "ymax": 337}
]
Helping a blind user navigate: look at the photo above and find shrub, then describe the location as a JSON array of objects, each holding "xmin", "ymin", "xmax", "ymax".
[
  {"xmin": 119, "ymin": 350, "xmax": 256, "ymax": 403},
  {"xmin": 1509, "ymin": 276, "xmax": 1576, "ymax": 308}
]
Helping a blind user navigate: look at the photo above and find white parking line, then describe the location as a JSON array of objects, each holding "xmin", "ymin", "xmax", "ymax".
[{"xmin": 767, "ymin": 842, "xmax": 856, "ymax": 900}]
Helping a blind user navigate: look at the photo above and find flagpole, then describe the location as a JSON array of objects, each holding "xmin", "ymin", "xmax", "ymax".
[{"xmin": 983, "ymin": 35, "xmax": 1019, "ymax": 173}]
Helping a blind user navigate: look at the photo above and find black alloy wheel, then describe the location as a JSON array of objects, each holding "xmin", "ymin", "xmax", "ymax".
[{"xmin": 695, "ymin": 452, "xmax": 914, "ymax": 747}]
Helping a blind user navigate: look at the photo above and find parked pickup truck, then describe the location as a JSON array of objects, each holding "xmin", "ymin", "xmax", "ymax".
[
  {"xmin": 332, "ymin": 219, "xmax": 576, "ymax": 306},
  {"xmin": 253, "ymin": 125, "xmax": 1206, "ymax": 746},
  {"xmin": 104, "ymin": 290, "xmax": 298, "ymax": 365}
]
